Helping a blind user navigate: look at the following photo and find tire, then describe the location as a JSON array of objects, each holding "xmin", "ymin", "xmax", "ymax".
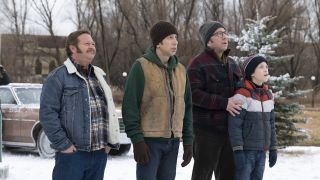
[
  {"xmin": 109, "ymin": 144, "xmax": 131, "ymax": 156},
  {"xmin": 37, "ymin": 130, "xmax": 55, "ymax": 158}
]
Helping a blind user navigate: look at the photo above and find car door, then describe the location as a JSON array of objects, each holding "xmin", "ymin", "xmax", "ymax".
[
  {"xmin": 15, "ymin": 87, "xmax": 41, "ymax": 144},
  {"xmin": 0, "ymin": 87, "xmax": 21, "ymax": 143}
]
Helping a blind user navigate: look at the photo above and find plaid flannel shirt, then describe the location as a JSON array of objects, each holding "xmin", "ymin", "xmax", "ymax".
[{"xmin": 76, "ymin": 64, "xmax": 109, "ymax": 151}]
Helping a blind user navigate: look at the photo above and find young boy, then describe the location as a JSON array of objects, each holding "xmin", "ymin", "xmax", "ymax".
[{"xmin": 228, "ymin": 55, "xmax": 277, "ymax": 180}]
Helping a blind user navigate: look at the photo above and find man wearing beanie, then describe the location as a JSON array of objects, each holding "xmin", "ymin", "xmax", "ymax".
[
  {"xmin": 228, "ymin": 55, "xmax": 277, "ymax": 180},
  {"xmin": 122, "ymin": 20, "xmax": 193, "ymax": 180},
  {"xmin": 187, "ymin": 21, "xmax": 242, "ymax": 180}
]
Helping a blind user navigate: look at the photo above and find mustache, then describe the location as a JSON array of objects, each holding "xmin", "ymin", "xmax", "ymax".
[{"xmin": 86, "ymin": 49, "xmax": 96, "ymax": 53}]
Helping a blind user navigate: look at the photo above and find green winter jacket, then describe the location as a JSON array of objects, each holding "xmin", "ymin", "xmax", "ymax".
[{"xmin": 122, "ymin": 47, "xmax": 193, "ymax": 145}]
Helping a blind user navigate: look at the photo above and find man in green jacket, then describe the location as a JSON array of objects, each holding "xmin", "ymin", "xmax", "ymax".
[{"xmin": 122, "ymin": 21, "xmax": 193, "ymax": 180}]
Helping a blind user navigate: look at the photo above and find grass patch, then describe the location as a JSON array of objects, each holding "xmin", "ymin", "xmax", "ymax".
[
  {"xmin": 296, "ymin": 109, "xmax": 320, "ymax": 146},
  {"xmin": 279, "ymin": 150, "xmax": 305, "ymax": 156}
]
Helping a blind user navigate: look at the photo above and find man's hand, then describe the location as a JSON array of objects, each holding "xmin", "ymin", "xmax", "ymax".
[
  {"xmin": 133, "ymin": 142, "xmax": 150, "ymax": 165},
  {"xmin": 181, "ymin": 144, "xmax": 193, "ymax": 167},
  {"xmin": 61, "ymin": 144, "xmax": 77, "ymax": 153},
  {"xmin": 227, "ymin": 97, "xmax": 243, "ymax": 116},
  {"xmin": 105, "ymin": 146, "xmax": 111, "ymax": 154}
]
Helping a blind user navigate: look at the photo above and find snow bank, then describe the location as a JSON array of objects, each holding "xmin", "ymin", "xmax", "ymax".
[{"xmin": 3, "ymin": 146, "xmax": 320, "ymax": 180}]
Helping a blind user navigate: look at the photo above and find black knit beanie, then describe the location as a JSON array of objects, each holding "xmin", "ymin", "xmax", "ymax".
[
  {"xmin": 150, "ymin": 21, "xmax": 178, "ymax": 47},
  {"xmin": 199, "ymin": 21, "xmax": 225, "ymax": 46},
  {"xmin": 243, "ymin": 55, "xmax": 268, "ymax": 80}
]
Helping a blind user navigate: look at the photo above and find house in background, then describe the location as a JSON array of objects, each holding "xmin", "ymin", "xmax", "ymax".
[{"xmin": 0, "ymin": 34, "xmax": 66, "ymax": 83}]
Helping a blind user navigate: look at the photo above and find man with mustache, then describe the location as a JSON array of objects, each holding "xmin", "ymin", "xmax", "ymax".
[{"xmin": 40, "ymin": 30, "xmax": 120, "ymax": 180}]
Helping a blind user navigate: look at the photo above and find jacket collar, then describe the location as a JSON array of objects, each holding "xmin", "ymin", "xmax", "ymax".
[
  {"xmin": 143, "ymin": 47, "xmax": 178, "ymax": 70},
  {"xmin": 238, "ymin": 79, "xmax": 272, "ymax": 99},
  {"xmin": 241, "ymin": 79, "xmax": 268, "ymax": 90},
  {"xmin": 63, "ymin": 58, "xmax": 106, "ymax": 76},
  {"xmin": 64, "ymin": 58, "xmax": 79, "ymax": 74},
  {"xmin": 204, "ymin": 48, "xmax": 231, "ymax": 63}
]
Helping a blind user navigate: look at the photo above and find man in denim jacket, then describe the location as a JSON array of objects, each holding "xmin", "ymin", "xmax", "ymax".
[{"xmin": 40, "ymin": 30, "xmax": 120, "ymax": 180}]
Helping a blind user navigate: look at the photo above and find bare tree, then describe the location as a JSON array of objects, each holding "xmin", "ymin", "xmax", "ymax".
[
  {"xmin": 63, "ymin": 0, "xmax": 315, "ymax": 92},
  {"xmin": 307, "ymin": 0, "xmax": 320, "ymax": 107},
  {"xmin": 0, "ymin": 0, "xmax": 29, "ymax": 81},
  {"xmin": 31, "ymin": 0, "xmax": 62, "ymax": 65},
  {"xmin": 202, "ymin": 0, "xmax": 224, "ymax": 21},
  {"xmin": 237, "ymin": 0, "xmax": 262, "ymax": 21},
  {"xmin": 73, "ymin": 0, "xmax": 86, "ymax": 30},
  {"xmin": 72, "ymin": 0, "xmax": 100, "ymax": 37},
  {"xmin": 97, "ymin": 0, "xmax": 107, "ymax": 78},
  {"xmin": 280, "ymin": 15, "xmax": 308, "ymax": 78},
  {"xmin": 1, "ymin": 0, "xmax": 28, "ymax": 35},
  {"xmin": 117, "ymin": 0, "xmax": 145, "ymax": 53},
  {"xmin": 95, "ymin": 0, "xmax": 124, "ymax": 83},
  {"xmin": 183, "ymin": 0, "xmax": 196, "ymax": 41},
  {"xmin": 71, "ymin": 0, "xmax": 125, "ymax": 83}
]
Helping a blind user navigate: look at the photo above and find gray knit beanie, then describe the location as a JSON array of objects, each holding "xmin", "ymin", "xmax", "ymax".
[{"xmin": 199, "ymin": 21, "xmax": 225, "ymax": 46}]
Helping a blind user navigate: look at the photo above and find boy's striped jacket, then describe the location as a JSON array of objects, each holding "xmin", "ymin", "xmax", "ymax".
[{"xmin": 228, "ymin": 79, "xmax": 277, "ymax": 151}]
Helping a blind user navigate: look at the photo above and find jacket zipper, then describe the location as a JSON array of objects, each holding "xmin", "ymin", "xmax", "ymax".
[
  {"xmin": 260, "ymin": 90, "xmax": 267, "ymax": 150},
  {"xmin": 165, "ymin": 69, "xmax": 174, "ymax": 137}
]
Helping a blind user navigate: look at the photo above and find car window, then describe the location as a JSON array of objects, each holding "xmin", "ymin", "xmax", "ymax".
[
  {"xmin": 14, "ymin": 88, "xmax": 41, "ymax": 104},
  {"xmin": 0, "ymin": 88, "xmax": 17, "ymax": 104}
]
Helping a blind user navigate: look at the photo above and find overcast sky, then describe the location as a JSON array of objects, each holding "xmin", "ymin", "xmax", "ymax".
[
  {"xmin": 33, "ymin": 0, "xmax": 76, "ymax": 36},
  {"xmin": 0, "ymin": 0, "xmax": 316, "ymax": 37},
  {"xmin": 0, "ymin": 0, "xmax": 76, "ymax": 36}
]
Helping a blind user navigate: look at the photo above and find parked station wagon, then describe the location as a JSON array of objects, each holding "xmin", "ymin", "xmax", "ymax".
[{"xmin": 0, "ymin": 83, "xmax": 131, "ymax": 158}]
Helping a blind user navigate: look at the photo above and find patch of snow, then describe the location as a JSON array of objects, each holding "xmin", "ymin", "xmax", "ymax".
[{"xmin": 2, "ymin": 146, "xmax": 320, "ymax": 180}]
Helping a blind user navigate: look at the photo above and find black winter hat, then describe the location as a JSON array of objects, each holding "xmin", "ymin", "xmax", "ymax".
[
  {"xmin": 150, "ymin": 21, "xmax": 178, "ymax": 47},
  {"xmin": 243, "ymin": 55, "xmax": 268, "ymax": 80},
  {"xmin": 199, "ymin": 21, "xmax": 225, "ymax": 46}
]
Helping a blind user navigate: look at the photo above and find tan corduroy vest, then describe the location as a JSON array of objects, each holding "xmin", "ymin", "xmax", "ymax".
[{"xmin": 138, "ymin": 57, "xmax": 186, "ymax": 138}]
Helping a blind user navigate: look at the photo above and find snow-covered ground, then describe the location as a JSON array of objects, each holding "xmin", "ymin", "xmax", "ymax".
[{"xmin": 2, "ymin": 145, "xmax": 320, "ymax": 180}]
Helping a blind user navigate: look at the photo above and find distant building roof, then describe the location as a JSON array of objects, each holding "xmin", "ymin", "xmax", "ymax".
[{"xmin": 0, "ymin": 34, "xmax": 66, "ymax": 49}]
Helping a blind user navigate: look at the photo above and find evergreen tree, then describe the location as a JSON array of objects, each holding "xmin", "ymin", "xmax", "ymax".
[{"xmin": 232, "ymin": 14, "xmax": 308, "ymax": 146}]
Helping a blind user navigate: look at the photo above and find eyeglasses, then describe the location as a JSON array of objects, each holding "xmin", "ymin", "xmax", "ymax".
[{"xmin": 213, "ymin": 31, "xmax": 228, "ymax": 38}]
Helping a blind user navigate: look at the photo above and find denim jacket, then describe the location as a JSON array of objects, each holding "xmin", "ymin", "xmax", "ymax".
[{"xmin": 40, "ymin": 59, "xmax": 120, "ymax": 151}]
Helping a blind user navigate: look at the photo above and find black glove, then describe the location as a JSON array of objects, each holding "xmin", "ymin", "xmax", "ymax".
[
  {"xmin": 269, "ymin": 150, "xmax": 277, "ymax": 168},
  {"xmin": 133, "ymin": 142, "xmax": 150, "ymax": 164},
  {"xmin": 181, "ymin": 144, "xmax": 193, "ymax": 167},
  {"xmin": 234, "ymin": 150, "xmax": 246, "ymax": 170}
]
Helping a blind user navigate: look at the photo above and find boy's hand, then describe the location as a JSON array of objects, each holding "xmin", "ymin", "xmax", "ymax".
[{"xmin": 269, "ymin": 150, "xmax": 277, "ymax": 168}]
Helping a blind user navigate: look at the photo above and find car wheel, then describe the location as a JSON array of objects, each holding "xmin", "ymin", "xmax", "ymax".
[
  {"xmin": 109, "ymin": 144, "xmax": 131, "ymax": 156},
  {"xmin": 37, "ymin": 130, "xmax": 55, "ymax": 158}
]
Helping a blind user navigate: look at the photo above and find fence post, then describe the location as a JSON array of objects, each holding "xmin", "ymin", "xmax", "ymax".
[
  {"xmin": 0, "ymin": 111, "xmax": 2, "ymax": 162},
  {"xmin": 0, "ymin": 105, "xmax": 9, "ymax": 179}
]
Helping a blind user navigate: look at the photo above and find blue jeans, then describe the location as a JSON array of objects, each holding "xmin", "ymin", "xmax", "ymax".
[
  {"xmin": 136, "ymin": 139, "xmax": 180, "ymax": 180},
  {"xmin": 53, "ymin": 149, "xmax": 108, "ymax": 180},
  {"xmin": 234, "ymin": 150, "xmax": 266, "ymax": 180}
]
